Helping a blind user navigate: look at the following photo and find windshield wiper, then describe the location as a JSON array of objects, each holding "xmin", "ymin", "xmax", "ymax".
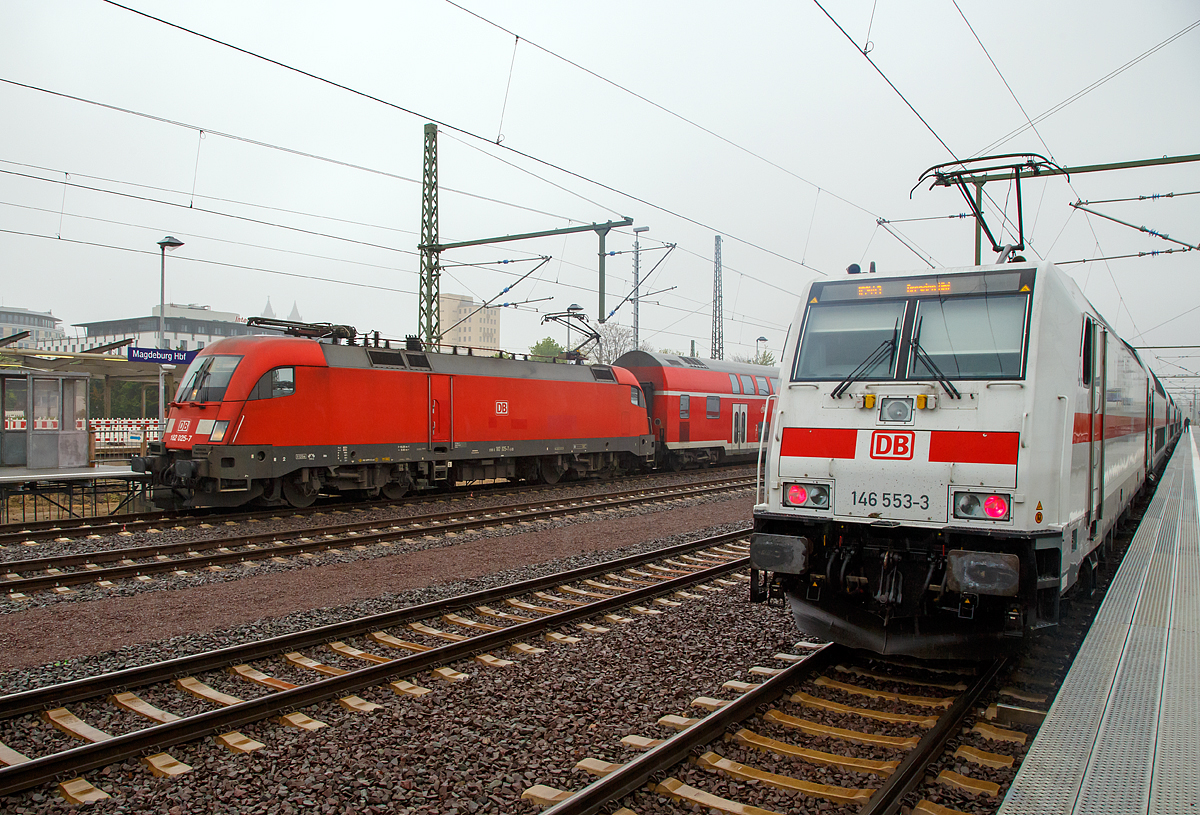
[
  {"xmin": 911, "ymin": 317, "xmax": 961, "ymax": 400},
  {"xmin": 831, "ymin": 320, "xmax": 899, "ymax": 399}
]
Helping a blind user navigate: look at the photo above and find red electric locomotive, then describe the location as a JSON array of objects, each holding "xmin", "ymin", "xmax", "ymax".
[
  {"xmin": 136, "ymin": 334, "xmax": 655, "ymax": 508},
  {"xmin": 614, "ymin": 351, "xmax": 779, "ymax": 470}
]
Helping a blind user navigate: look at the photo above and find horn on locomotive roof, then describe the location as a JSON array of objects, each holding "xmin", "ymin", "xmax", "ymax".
[{"xmin": 247, "ymin": 316, "xmax": 358, "ymax": 341}]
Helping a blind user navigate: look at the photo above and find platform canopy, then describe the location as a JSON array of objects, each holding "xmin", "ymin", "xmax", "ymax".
[{"xmin": 0, "ymin": 348, "xmax": 161, "ymax": 383}]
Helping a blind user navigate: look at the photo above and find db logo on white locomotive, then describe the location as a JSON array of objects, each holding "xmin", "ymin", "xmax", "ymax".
[
  {"xmin": 495, "ymin": 401, "xmax": 509, "ymax": 415},
  {"xmin": 870, "ymin": 430, "xmax": 914, "ymax": 460}
]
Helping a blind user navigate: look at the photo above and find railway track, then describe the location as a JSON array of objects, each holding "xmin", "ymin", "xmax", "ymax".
[
  {"xmin": 0, "ymin": 531, "xmax": 755, "ymax": 800},
  {"xmin": 0, "ymin": 466, "xmax": 752, "ymax": 545},
  {"xmin": 1, "ymin": 476, "xmax": 753, "ymax": 597},
  {"xmin": 519, "ymin": 648, "xmax": 1011, "ymax": 815}
]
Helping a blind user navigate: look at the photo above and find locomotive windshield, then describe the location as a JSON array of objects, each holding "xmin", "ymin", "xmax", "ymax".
[
  {"xmin": 910, "ymin": 295, "xmax": 1027, "ymax": 379},
  {"xmin": 793, "ymin": 301, "xmax": 907, "ymax": 380},
  {"xmin": 174, "ymin": 355, "xmax": 243, "ymax": 403},
  {"xmin": 792, "ymin": 270, "xmax": 1033, "ymax": 383}
]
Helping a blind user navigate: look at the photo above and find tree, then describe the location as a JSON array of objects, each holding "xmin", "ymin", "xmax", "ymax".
[
  {"xmin": 529, "ymin": 337, "xmax": 565, "ymax": 362},
  {"xmin": 732, "ymin": 351, "xmax": 777, "ymax": 367},
  {"xmin": 593, "ymin": 322, "xmax": 636, "ymax": 365}
]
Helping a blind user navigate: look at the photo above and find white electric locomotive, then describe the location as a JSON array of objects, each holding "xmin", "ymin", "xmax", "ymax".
[{"xmin": 750, "ymin": 261, "xmax": 1181, "ymax": 658}]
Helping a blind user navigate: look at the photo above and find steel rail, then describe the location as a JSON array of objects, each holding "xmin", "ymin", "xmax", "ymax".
[
  {"xmin": 0, "ymin": 530, "xmax": 750, "ymax": 718},
  {"xmin": 540, "ymin": 643, "xmax": 845, "ymax": 815},
  {"xmin": 542, "ymin": 651, "xmax": 1004, "ymax": 815},
  {"xmin": 1, "ymin": 480, "xmax": 753, "ymax": 593},
  {"xmin": 857, "ymin": 656, "xmax": 1008, "ymax": 815},
  {"xmin": 2, "ymin": 476, "xmax": 750, "ymax": 571},
  {"xmin": 0, "ymin": 464, "xmax": 754, "ymax": 543},
  {"xmin": 0, "ymin": 547, "xmax": 750, "ymax": 797}
]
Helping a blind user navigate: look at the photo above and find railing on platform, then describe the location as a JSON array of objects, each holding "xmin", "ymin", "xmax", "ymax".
[{"xmin": 89, "ymin": 418, "xmax": 162, "ymax": 462}]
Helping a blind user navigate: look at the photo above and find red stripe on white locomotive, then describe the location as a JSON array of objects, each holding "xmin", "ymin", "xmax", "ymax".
[{"xmin": 780, "ymin": 427, "xmax": 1018, "ymax": 466}]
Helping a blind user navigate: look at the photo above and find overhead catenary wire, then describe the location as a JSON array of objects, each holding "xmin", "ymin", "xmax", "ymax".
[
  {"xmin": 97, "ymin": 0, "xmax": 829, "ymax": 276},
  {"xmin": 441, "ymin": 0, "xmax": 881, "ymax": 222},
  {"xmin": 974, "ymin": 17, "xmax": 1200, "ymax": 157},
  {"xmin": 0, "ymin": 79, "xmax": 592, "ymax": 226},
  {"xmin": 0, "ymin": 227, "xmax": 419, "ymax": 295},
  {"xmin": 1078, "ymin": 190, "xmax": 1200, "ymax": 205}
]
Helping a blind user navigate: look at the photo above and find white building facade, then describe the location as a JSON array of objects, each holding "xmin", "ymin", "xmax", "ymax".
[
  {"xmin": 0, "ymin": 307, "xmax": 68, "ymax": 349},
  {"xmin": 438, "ymin": 293, "xmax": 501, "ymax": 351}
]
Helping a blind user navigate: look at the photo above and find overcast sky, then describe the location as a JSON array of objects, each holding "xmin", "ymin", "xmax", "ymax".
[{"xmin": 1, "ymin": 1, "xmax": 1197, "ymax": 393}]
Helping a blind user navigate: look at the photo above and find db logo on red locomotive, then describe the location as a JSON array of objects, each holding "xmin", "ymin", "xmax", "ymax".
[{"xmin": 870, "ymin": 430, "xmax": 914, "ymax": 460}]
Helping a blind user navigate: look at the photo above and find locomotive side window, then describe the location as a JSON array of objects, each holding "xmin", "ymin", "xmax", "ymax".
[
  {"xmin": 793, "ymin": 301, "xmax": 907, "ymax": 381},
  {"xmin": 729, "ymin": 374, "xmax": 741, "ymax": 394},
  {"xmin": 910, "ymin": 294, "xmax": 1028, "ymax": 379},
  {"xmin": 630, "ymin": 386, "xmax": 642, "ymax": 407},
  {"xmin": 249, "ymin": 367, "xmax": 296, "ymax": 400},
  {"xmin": 1082, "ymin": 317, "xmax": 1093, "ymax": 385},
  {"xmin": 175, "ymin": 355, "xmax": 243, "ymax": 403},
  {"xmin": 706, "ymin": 396, "xmax": 721, "ymax": 418},
  {"xmin": 680, "ymin": 394, "xmax": 690, "ymax": 419},
  {"xmin": 741, "ymin": 375, "xmax": 757, "ymax": 394}
]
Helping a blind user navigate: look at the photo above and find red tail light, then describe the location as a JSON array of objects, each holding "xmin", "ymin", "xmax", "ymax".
[
  {"xmin": 787, "ymin": 484, "xmax": 809, "ymax": 505},
  {"xmin": 983, "ymin": 495, "xmax": 1009, "ymax": 519}
]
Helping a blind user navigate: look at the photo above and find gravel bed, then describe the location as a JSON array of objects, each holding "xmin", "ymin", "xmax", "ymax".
[
  {"xmin": 0, "ymin": 495, "xmax": 753, "ymax": 685},
  {"xmin": 0, "ymin": 479, "xmax": 755, "ymax": 615},
  {"xmin": 3, "ymin": 572, "xmax": 812, "ymax": 814}
]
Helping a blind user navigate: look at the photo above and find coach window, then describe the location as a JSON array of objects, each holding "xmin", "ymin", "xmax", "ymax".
[
  {"xmin": 706, "ymin": 396, "xmax": 721, "ymax": 419},
  {"xmin": 680, "ymin": 394, "xmax": 690, "ymax": 419},
  {"xmin": 755, "ymin": 376, "xmax": 769, "ymax": 395},
  {"xmin": 249, "ymin": 367, "xmax": 296, "ymax": 400},
  {"xmin": 729, "ymin": 374, "xmax": 741, "ymax": 394},
  {"xmin": 741, "ymin": 375, "xmax": 756, "ymax": 394}
]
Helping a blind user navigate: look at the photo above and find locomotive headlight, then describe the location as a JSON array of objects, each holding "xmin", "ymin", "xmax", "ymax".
[
  {"xmin": 953, "ymin": 491, "xmax": 1011, "ymax": 521},
  {"xmin": 209, "ymin": 420, "xmax": 230, "ymax": 442},
  {"xmin": 879, "ymin": 397, "xmax": 913, "ymax": 423},
  {"xmin": 785, "ymin": 482, "xmax": 830, "ymax": 509}
]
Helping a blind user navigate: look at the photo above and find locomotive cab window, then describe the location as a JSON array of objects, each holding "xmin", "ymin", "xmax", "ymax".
[
  {"xmin": 630, "ymin": 386, "xmax": 644, "ymax": 407},
  {"xmin": 175, "ymin": 355, "xmax": 243, "ymax": 403},
  {"xmin": 909, "ymin": 293, "xmax": 1029, "ymax": 379},
  {"xmin": 249, "ymin": 367, "xmax": 296, "ymax": 400},
  {"xmin": 793, "ymin": 301, "xmax": 907, "ymax": 381}
]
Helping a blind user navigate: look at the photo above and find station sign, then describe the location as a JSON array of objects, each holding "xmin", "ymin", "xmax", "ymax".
[{"xmin": 128, "ymin": 346, "xmax": 199, "ymax": 365}]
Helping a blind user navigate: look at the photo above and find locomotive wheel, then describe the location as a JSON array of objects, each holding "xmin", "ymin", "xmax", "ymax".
[
  {"xmin": 381, "ymin": 481, "xmax": 408, "ymax": 501},
  {"xmin": 282, "ymin": 473, "xmax": 320, "ymax": 508},
  {"xmin": 540, "ymin": 457, "xmax": 564, "ymax": 485},
  {"xmin": 667, "ymin": 453, "xmax": 684, "ymax": 472}
]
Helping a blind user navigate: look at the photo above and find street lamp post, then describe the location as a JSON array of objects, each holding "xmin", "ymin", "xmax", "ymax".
[
  {"xmin": 756, "ymin": 336, "xmax": 768, "ymax": 363},
  {"xmin": 156, "ymin": 236, "xmax": 184, "ymax": 428}
]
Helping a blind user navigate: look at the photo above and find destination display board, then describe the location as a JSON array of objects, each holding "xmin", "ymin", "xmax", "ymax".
[{"xmin": 812, "ymin": 269, "xmax": 1033, "ymax": 303}]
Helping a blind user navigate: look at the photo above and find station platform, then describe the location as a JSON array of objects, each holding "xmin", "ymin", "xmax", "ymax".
[
  {"xmin": 0, "ymin": 464, "xmax": 145, "ymax": 523},
  {"xmin": 999, "ymin": 428, "xmax": 1199, "ymax": 814},
  {"xmin": 0, "ymin": 464, "xmax": 138, "ymax": 485}
]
